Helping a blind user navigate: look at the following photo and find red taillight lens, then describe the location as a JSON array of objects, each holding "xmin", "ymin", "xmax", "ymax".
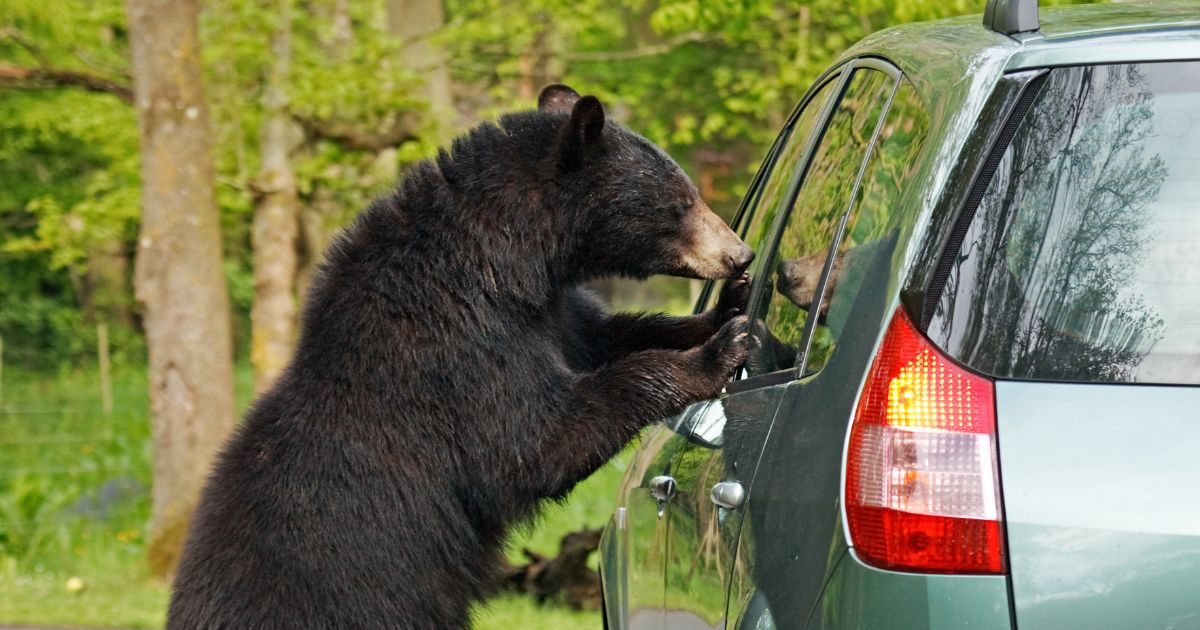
[{"xmin": 845, "ymin": 309, "xmax": 1004, "ymax": 574}]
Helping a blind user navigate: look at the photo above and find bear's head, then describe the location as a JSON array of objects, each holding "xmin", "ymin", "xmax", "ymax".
[{"xmin": 538, "ymin": 84, "xmax": 753, "ymax": 281}]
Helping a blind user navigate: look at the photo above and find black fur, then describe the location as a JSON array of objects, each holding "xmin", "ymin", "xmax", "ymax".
[{"xmin": 167, "ymin": 89, "xmax": 751, "ymax": 629}]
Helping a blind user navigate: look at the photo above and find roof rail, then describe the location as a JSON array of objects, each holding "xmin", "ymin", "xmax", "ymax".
[{"xmin": 983, "ymin": 0, "xmax": 1040, "ymax": 36}]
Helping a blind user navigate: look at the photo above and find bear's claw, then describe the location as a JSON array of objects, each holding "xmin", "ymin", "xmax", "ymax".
[
  {"xmin": 710, "ymin": 273, "xmax": 752, "ymax": 328},
  {"xmin": 699, "ymin": 314, "xmax": 753, "ymax": 386}
]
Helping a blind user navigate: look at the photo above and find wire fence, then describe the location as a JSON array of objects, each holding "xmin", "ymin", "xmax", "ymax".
[{"xmin": 0, "ymin": 362, "xmax": 153, "ymax": 564}]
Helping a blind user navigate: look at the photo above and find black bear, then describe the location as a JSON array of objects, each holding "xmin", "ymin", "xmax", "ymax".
[{"xmin": 167, "ymin": 84, "xmax": 754, "ymax": 629}]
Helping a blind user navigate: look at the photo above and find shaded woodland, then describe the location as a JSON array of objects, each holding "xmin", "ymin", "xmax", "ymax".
[{"xmin": 0, "ymin": 0, "xmax": 1100, "ymax": 610}]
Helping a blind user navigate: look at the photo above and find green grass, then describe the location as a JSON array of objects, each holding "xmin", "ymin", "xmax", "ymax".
[{"xmin": 0, "ymin": 364, "xmax": 620, "ymax": 629}]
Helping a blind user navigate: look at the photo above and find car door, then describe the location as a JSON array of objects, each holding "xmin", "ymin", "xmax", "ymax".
[
  {"xmin": 728, "ymin": 74, "xmax": 933, "ymax": 629},
  {"xmin": 660, "ymin": 60, "xmax": 904, "ymax": 629},
  {"xmin": 604, "ymin": 421, "xmax": 692, "ymax": 630}
]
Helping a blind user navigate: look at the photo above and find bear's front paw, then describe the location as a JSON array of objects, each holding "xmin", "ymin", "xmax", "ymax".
[
  {"xmin": 682, "ymin": 315, "xmax": 753, "ymax": 400},
  {"xmin": 710, "ymin": 273, "xmax": 752, "ymax": 327},
  {"xmin": 710, "ymin": 271, "xmax": 748, "ymax": 321}
]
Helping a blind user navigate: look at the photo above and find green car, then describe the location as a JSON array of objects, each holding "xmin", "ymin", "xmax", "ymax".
[{"xmin": 598, "ymin": 1, "xmax": 1200, "ymax": 628}]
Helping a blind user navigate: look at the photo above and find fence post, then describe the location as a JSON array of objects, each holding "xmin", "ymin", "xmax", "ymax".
[{"xmin": 98, "ymin": 323, "xmax": 113, "ymax": 415}]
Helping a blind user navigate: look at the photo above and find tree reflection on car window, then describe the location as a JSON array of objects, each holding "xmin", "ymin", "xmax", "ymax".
[
  {"xmin": 745, "ymin": 68, "xmax": 896, "ymax": 376},
  {"xmin": 802, "ymin": 80, "xmax": 929, "ymax": 375},
  {"xmin": 931, "ymin": 62, "xmax": 1200, "ymax": 385}
]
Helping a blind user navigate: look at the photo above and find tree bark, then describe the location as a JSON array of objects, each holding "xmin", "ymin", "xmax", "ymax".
[
  {"xmin": 251, "ymin": 0, "xmax": 301, "ymax": 393},
  {"xmin": 83, "ymin": 239, "xmax": 134, "ymax": 328},
  {"xmin": 517, "ymin": 19, "xmax": 552, "ymax": 102},
  {"xmin": 0, "ymin": 64, "xmax": 133, "ymax": 102},
  {"xmin": 387, "ymin": 0, "xmax": 453, "ymax": 125},
  {"xmin": 125, "ymin": 0, "xmax": 236, "ymax": 579},
  {"xmin": 331, "ymin": 0, "xmax": 352, "ymax": 51}
]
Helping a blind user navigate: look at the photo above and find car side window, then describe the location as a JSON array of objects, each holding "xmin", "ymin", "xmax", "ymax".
[
  {"xmin": 746, "ymin": 67, "xmax": 898, "ymax": 376},
  {"xmin": 696, "ymin": 75, "xmax": 840, "ymax": 321},
  {"xmin": 803, "ymin": 80, "xmax": 930, "ymax": 374},
  {"xmin": 735, "ymin": 77, "xmax": 842, "ymax": 291}
]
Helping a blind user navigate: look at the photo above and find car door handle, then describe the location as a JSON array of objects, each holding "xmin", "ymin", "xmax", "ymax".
[
  {"xmin": 710, "ymin": 481, "xmax": 745, "ymax": 510},
  {"xmin": 649, "ymin": 475, "xmax": 677, "ymax": 502}
]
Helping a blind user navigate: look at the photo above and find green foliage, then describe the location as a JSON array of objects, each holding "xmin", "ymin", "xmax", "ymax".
[
  {"xmin": 0, "ymin": 0, "xmax": 1105, "ymax": 368},
  {"xmin": 0, "ymin": 364, "xmax": 621, "ymax": 628},
  {"xmin": 0, "ymin": 0, "xmax": 137, "ymax": 368},
  {"xmin": 0, "ymin": 1, "xmax": 1108, "ymax": 625},
  {"xmin": 0, "ymin": 0, "xmax": 128, "ymax": 69},
  {"xmin": 0, "ymin": 92, "xmax": 138, "ymax": 269},
  {"xmin": 201, "ymin": 0, "xmax": 433, "ymax": 227},
  {"xmin": 0, "ymin": 89, "xmax": 140, "ymax": 369}
]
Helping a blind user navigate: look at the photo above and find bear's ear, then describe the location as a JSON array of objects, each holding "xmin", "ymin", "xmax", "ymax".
[
  {"xmin": 561, "ymin": 95, "xmax": 606, "ymax": 167},
  {"xmin": 538, "ymin": 84, "xmax": 581, "ymax": 113}
]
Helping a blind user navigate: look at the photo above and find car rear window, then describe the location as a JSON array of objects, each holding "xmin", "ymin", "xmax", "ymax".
[{"xmin": 929, "ymin": 61, "xmax": 1200, "ymax": 385}]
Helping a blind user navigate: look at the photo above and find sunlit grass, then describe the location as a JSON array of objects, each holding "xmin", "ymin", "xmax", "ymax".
[{"xmin": 0, "ymin": 364, "xmax": 619, "ymax": 628}]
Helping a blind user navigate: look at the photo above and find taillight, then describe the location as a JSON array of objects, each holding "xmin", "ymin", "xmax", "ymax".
[{"xmin": 845, "ymin": 309, "xmax": 1004, "ymax": 574}]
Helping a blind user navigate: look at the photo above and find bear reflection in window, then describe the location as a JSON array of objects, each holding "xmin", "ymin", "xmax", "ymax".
[{"xmin": 747, "ymin": 238, "xmax": 890, "ymax": 377}]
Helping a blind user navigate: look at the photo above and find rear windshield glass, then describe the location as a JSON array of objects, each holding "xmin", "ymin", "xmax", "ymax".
[{"xmin": 929, "ymin": 61, "xmax": 1200, "ymax": 385}]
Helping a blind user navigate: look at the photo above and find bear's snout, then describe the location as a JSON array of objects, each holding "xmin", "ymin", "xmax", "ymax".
[
  {"xmin": 678, "ymin": 200, "xmax": 754, "ymax": 279},
  {"xmin": 729, "ymin": 243, "xmax": 755, "ymax": 275},
  {"xmin": 777, "ymin": 256, "xmax": 817, "ymax": 308}
]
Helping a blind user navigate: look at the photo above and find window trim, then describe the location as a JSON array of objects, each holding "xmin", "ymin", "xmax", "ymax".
[
  {"xmin": 722, "ymin": 68, "xmax": 852, "ymax": 394},
  {"xmin": 694, "ymin": 109, "xmax": 792, "ymax": 314},
  {"xmin": 919, "ymin": 69, "xmax": 1050, "ymax": 330}
]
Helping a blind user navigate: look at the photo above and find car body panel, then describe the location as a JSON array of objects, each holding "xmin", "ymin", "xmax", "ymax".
[
  {"xmin": 609, "ymin": 422, "xmax": 696, "ymax": 630},
  {"xmin": 807, "ymin": 550, "xmax": 1012, "ymax": 630},
  {"xmin": 839, "ymin": 5, "xmax": 1200, "ymax": 81},
  {"xmin": 996, "ymin": 381, "xmax": 1200, "ymax": 629},
  {"xmin": 662, "ymin": 391, "xmax": 786, "ymax": 629},
  {"xmin": 1008, "ymin": 31, "xmax": 1200, "ymax": 69},
  {"xmin": 1036, "ymin": 1, "xmax": 1200, "ymax": 40},
  {"xmin": 730, "ymin": 230, "xmax": 900, "ymax": 629},
  {"xmin": 722, "ymin": 57, "xmax": 930, "ymax": 627},
  {"xmin": 601, "ymin": 6, "xmax": 1200, "ymax": 629}
]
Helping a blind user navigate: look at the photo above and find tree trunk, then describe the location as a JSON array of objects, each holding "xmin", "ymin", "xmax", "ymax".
[
  {"xmin": 387, "ymin": 0, "xmax": 453, "ymax": 124},
  {"xmin": 251, "ymin": 0, "xmax": 301, "ymax": 393},
  {"xmin": 126, "ymin": 0, "xmax": 236, "ymax": 579},
  {"xmin": 517, "ymin": 19, "xmax": 553, "ymax": 102},
  {"xmin": 83, "ymin": 239, "xmax": 134, "ymax": 328},
  {"xmin": 331, "ymin": 0, "xmax": 352, "ymax": 51}
]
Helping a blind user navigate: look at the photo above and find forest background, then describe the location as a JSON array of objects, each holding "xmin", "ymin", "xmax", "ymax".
[{"xmin": 0, "ymin": 0, "xmax": 1094, "ymax": 626}]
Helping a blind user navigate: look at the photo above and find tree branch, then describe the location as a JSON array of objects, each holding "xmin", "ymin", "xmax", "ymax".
[
  {"xmin": 294, "ymin": 112, "xmax": 421, "ymax": 152},
  {"xmin": 0, "ymin": 64, "xmax": 133, "ymax": 103},
  {"xmin": 0, "ymin": 28, "xmax": 132, "ymax": 103}
]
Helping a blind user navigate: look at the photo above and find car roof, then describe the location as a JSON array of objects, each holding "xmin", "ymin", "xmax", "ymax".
[
  {"xmin": 834, "ymin": 1, "xmax": 1200, "ymax": 105},
  {"xmin": 1037, "ymin": 1, "xmax": 1200, "ymax": 41}
]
